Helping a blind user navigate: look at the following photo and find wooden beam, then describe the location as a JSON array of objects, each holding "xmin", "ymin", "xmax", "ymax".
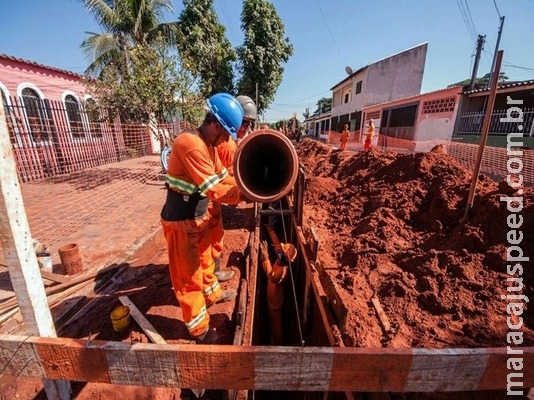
[
  {"xmin": 0, "ymin": 335, "xmax": 531, "ymax": 392},
  {"xmin": 40, "ymin": 270, "xmax": 69, "ymax": 284},
  {"xmin": 0, "ymin": 263, "xmax": 126, "ymax": 314},
  {"xmin": 371, "ymin": 297, "xmax": 391, "ymax": 333},
  {"xmin": 119, "ymin": 296, "xmax": 166, "ymax": 345}
]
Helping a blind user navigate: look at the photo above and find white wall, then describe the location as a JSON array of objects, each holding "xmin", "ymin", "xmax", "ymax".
[
  {"xmin": 364, "ymin": 43, "xmax": 428, "ymax": 107},
  {"xmin": 331, "ymin": 70, "xmax": 368, "ymax": 118},
  {"xmin": 330, "ymin": 43, "xmax": 428, "ymax": 120}
]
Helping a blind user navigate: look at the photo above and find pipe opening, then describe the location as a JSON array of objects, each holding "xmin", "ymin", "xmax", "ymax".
[{"xmin": 234, "ymin": 129, "xmax": 298, "ymax": 203}]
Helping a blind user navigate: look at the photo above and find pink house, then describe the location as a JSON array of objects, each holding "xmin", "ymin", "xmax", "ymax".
[
  {"xmin": 361, "ymin": 86, "xmax": 462, "ymax": 152},
  {"xmin": 0, "ymin": 54, "xmax": 152, "ymax": 182}
]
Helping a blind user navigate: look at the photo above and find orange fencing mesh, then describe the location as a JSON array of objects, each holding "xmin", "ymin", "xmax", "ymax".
[{"xmin": 315, "ymin": 130, "xmax": 532, "ymax": 184}]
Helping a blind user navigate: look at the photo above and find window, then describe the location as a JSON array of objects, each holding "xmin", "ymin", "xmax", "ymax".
[
  {"xmin": 22, "ymin": 87, "xmax": 50, "ymax": 143},
  {"xmin": 355, "ymin": 81, "xmax": 362, "ymax": 94},
  {"xmin": 344, "ymin": 92, "xmax": 350, "ymax": 104},
  {"xmin": 65, "ymin": 95, "xmax": 85, "ymax": 138},
  {"xmin": 422, "ymin": 97, "xmax": 456, "ymax": 114}
]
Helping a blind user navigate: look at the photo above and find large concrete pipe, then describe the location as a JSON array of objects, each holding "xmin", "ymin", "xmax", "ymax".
[{"xmin": 233, "ymin": 129, "xmax": 298, "ymax": 203}]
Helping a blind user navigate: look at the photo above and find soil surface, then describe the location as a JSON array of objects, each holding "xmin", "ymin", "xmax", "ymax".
[{"xmin": 295, "ymin": 138, "xmax": 534, "ymax": 349}]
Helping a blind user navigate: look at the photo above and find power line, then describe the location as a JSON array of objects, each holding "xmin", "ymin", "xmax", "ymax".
[
  {"xmin": 504, "ymin": 62, "xmax": 534, "ymax": 72},
  {"xmin": 462, "ymin": 0, "xmax": 477, "ymax": 35},
  {"xmin": 315, "ymin": 0, "xmax": 347, "ymax": 66},
  {"xmin": 492, "ymin": 0, "xmax": 502, "ymax": 18},
  {"xmin": 456, "ymin": 0, "xmax": 477, "ymax": 41}
]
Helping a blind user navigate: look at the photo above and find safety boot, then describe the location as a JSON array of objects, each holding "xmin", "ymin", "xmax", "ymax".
[
  {"xmin": 214, "ymin": 256, "xmax": 235, "ymax": 282},
  {"xmin": 215, "ymin": 288, "xmax": 237, "ymax": 304},
  {"xmin": 195, "ymin": 327, "xmax": 220, "ymax": 345}
]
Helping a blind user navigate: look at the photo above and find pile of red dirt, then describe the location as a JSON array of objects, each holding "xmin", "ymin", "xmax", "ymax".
[{"xmin": 296, "ymin": 138, "xmax": 534, "ymax": 349}]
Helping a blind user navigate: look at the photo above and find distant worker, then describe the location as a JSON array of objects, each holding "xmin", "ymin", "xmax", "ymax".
[
  {"xmin": 160, "ymin": 92, "xmax": 246, "ymax": 344},
  {"xmin": 210, "ymin": 95, "xmax": 258, "ymax": 282},
  {"xmin": 364, "ymin": 119, "xmax": 375, "ymax": 151},
  {"xmin": 340, "ymin": 124, "xmax": 349, "ymax": 150}
]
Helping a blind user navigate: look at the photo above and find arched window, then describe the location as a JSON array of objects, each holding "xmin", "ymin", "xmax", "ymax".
[
  {"xmin": 21, "ymin": 87, "xmax": 50, "ymax": 143},
  {"xmin": 65, "ymin": 94, "xmax": 85, "ymax": 138}
]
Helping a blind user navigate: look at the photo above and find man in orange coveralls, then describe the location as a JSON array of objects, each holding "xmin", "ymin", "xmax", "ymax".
[
  {"xmin": 209, "ymin": 95, "xmax": 257, "ymax": 283},
  {"xmin": 340, "ymin": 123, "xmax": 349, "ymax": 150},
  {"xmin": 160, "ymin": 92, "xmax": 246, "ymax": 344},
  {"xmin": 364, "ymin": 119, "xmax": 375, "ymax": 150}
]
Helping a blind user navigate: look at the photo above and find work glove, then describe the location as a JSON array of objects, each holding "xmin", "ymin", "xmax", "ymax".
[
  {"xmin": 259, "ymin": 240, "xmax": 270, "ymax": 261},
  {"xmin": 269, "ymin": 259, "xmax": 288, "ymax": 285}
]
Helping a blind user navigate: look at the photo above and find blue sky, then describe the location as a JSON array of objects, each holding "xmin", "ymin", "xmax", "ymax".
[{"xmin": 1, "ymin": 0, "xmax": 533, "ymax": 123}]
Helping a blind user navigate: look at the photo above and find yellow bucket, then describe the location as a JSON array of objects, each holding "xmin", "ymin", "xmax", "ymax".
[{"xmin": 110, "ymin": 305, "xmax": 131, "ymax": 332}]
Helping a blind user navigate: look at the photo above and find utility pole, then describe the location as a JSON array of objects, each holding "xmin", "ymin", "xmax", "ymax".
[
  {"xmin": 461, "ymin": 50, "xmax": 503, "ymax": 223},
  {"xmin": 469, "ymin": 34, "xmax": 486, "ymax": 90},
  {"xmin": 488, "ymin": 15, "xmax": 505, "ymax": 87}
]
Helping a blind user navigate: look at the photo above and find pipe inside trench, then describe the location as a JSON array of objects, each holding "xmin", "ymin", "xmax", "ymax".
[{"xmin": 233, "ymin": 129, "xmax": 299, "ymax": 203}]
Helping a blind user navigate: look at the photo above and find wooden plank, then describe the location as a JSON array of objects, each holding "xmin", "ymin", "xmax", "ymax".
[
  {"xmin": 119, "ymin": 295, "xmax": 166, "ymax": 345},
  {"xmin": 371, "ymin": 296, "xmax": 391, "ymax": 333},
  {"xmin": 0, "ymin": 335, "xmax": 531, "ymax": 392},
  {"xmin": 242, "ymin": 222, "xmax": 259, "ymax": 346},
  {"xmin": 304, "ymin": 226, "xmax": 318, "ymax": 262},
  {"xmin": 0, "ymin": 263, "xmax": 126, "ymax": 314},
  {"xmin": 40, "ymin": 270, "xmax": 69, "ymax": 284},
  {"xmin": 294, "ymin": 225, "xmax": 335, "ymax": 347},
  {"xmin": 315, "ymin": 260, "xmax": 348, "ymax": 331}
]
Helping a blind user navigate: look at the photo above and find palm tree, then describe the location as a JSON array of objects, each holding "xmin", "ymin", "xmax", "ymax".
[{"xmin": 80, "ymin": 0, "xmax": 180, "ymax": 77}]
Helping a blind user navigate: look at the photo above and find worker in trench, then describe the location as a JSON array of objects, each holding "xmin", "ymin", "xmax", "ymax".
[
  {"xmin": 259, "ymin": 222, "xmax": 297, "ymax": 345},
  {"xmin": 160, "ymin": 92, "xmax": 250, "ymax": 345},
  {"xmin": 208, "ymin": 95, "xmax": 258, "ymax": 283}
]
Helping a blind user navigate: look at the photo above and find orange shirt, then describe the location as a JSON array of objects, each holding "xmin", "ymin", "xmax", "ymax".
[
  {"xmin": 166, "ymin": 130, "xmax": 240, "ymax": 205},
  {"xmin": 216, "ymin": 137, "xmax": 238, "ymax": 176}
]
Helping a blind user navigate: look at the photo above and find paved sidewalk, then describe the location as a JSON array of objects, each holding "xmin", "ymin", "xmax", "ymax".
[{"xmin": 0, "ymin": 155, "xmax": 167, "ymax": 299}]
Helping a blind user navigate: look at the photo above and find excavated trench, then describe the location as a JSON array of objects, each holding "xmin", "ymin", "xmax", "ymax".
[{"xmin": 234, "ymin": 130, "xmax": 343, "ymax": 400}]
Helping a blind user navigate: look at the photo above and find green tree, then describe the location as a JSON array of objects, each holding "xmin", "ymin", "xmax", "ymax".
[
  {"xmin": 237, "ymin": 0, "xmax": 293, "ymax": 114},
  {"xmin": 79, "ymin": 0, "xmax": 180, "ymax": 77},
  {"xmin": 83, "ymin": 40, "xmax": 204, "ymax": 124},
  {"xmin": 448, "ymin": 72, "xmax": 509, "ymax": 88},
  {"xmin": 313, "ymin": 97, "xmax": 332, "ymax": 115},
  {"xmin": 177, "ymin": 0, "xmax": 236, "ymax": 97}
]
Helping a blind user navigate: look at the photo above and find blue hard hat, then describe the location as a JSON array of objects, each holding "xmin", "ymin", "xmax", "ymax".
[{"xmin": 206, "ymin": 93, "xmax": 244, "ymax": 140}]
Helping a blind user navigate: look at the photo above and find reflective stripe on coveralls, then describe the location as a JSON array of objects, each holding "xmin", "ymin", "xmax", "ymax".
[
  {"xmin": 166, "ymin": 167, "xmax": 229, "ymax": 196},
  {"xmin": 161, "ymin": 130, "xmax": 242, "ymax": 338},
  {"xmin": 161, "ymin": 216, "xmax": 222, "ymax": 337}
]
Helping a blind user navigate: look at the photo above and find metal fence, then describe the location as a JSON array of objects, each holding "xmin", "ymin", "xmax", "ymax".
[
  {"xmin": 3, "ymin": 96, "xmax": 177, "ymax": 182},
  {"xmin": 456, "ymin": 107, "xmax": 534, "ymax": 136}
]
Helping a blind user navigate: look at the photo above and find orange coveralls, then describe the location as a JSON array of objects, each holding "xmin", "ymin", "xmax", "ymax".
[
  {"xmin": 340, "ymin": 128, "xmax": 349, "ymax": 150},
  {"xmin": 160, "ymin": 130, "xmax": 241, "ymax": 338},
  {"xmin": 208, "ymin": 137, "xmax": 238, "ymax": 266}
]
